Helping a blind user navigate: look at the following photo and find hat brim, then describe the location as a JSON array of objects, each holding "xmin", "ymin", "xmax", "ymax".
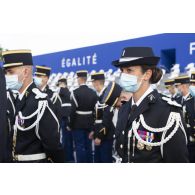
[{"xmin": 112, "ymin": 56, "xmax": 160, "ymax": 67}]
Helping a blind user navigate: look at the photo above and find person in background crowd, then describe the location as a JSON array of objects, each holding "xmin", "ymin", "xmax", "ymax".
[
  {"xmin": 183, "ymin": 72, "xmax": 195, "ymax": 162},
  {"xmin": 34, "ymin": 65, "xmax": 62, "ymax": 120},
  {"xmin": 164, "ymin": 79, "xmax": 182, "ymax": 104},
  {"xmin": 57, "ymin": 77, "xmax": 74, "ymax": 162},
  {"xmin": 89, "ymin": 72, "xmax": 115, "ymax": 163},
  {"xmin": 69, "ymin": 70, "xmax": 98, "ymax": 163}
]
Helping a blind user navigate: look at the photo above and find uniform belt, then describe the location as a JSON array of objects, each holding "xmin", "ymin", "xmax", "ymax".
[
  {"xmin": 95, "ymin": 120, "xmax": 103, "ymax": 124},
  {"xmin": 76, "ymin": 111, "xmax": 93, "ymax": 115},
  {"xmin": 14, "ymin": 153, "xmax": 46, "ymax": 161},
  {"xmin": 61, "ymin": 103, "xmax": 72, "ymax": 107}
]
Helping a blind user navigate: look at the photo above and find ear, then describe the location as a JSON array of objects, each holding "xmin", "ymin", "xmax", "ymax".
[
  {"xmin": 143, "ymin": 69, "xmax": 152, "ymax": 81},
  {"xmin": 23, "ymin": 67, "xmax": 29, "ymax": 78}
]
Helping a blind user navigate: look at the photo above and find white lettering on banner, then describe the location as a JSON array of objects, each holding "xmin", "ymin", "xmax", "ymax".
[
  {"xmin": 190, "ymin": 42, "xmax": 195, "ymax": 55},
  {"xmin": 61, "ymin": 53, "xmax": 97, "ymax": 68}
]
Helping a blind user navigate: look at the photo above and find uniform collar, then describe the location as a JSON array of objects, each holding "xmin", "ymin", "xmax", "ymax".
[
  {"xmin": 183, "ymin": 93, "xmax": 190, "ymax": 101},
  {"xmin": 127, "ymin": 89, "xmax": 158, "ymax": 125},
  {"xmin": 41, "ymin": 85, "xmax": 47, "ymax": 91},
  {"xmin": 80, "ymin": 84, "xmax": 87, "ymax": 86},
  {"xmin": 19, "ymin": 82, "xmax": 33, "ymax": 100},
  {"xmin": 131, "ymin": 86, "xmax": 153, "ymax": 107}
]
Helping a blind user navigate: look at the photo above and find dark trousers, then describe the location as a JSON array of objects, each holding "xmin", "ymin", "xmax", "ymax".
[
  {"xmin": 61, "ymin": 120, "xmax": 74, "ymax": 162},
  {"xmin": 94, "ymin": 139, "xmax": 113, "ymax": 163},
  {"xmin": 188, "ymin": 144, "xmax": 195, "ymax": 163},
  {"xmin": 72, "ymin": 129, "xmax": 92, "ymax": 163}
]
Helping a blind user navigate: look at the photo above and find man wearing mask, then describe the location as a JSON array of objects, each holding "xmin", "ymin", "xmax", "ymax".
[
  {"xmin": 2, "ymin": 50, "xmax": 64, "ymax": 163},
  {"xmin": 164, "ymin": 79, "xmax": 182, "ymax": 104},
  {"xmin": 69, "ymin": 70, "xmax": 98, "ymax": 163},
  {"xmin": 184, "ymin": 72, "xmax": 195, "ymax": 162},
  {"xmin": 174, "ymin": 75, "xmax": 191, "ymax": 105},
  {"xmin": 34, "ymin": 65, "xmax": 62, "ymax": 120}
]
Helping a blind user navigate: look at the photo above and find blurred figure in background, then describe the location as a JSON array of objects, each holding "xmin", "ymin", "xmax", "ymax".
[
  {"xmin": 164, "ymin": 79, "xmax": 182, "ymax": 104},
  {"xmin": 69, "ymin": 70, "xmax": 98, "ymax": 163},
  {"xmin": 89, "ymin": 73, "xmax": 115, "ymax": 163},
  {"xmin": 184, "ymin": 72, "xmax": 195, "ymax": 162},
  {"xmin": 57, "ymin": 77, "xmax": 74, "ymax": 162}
]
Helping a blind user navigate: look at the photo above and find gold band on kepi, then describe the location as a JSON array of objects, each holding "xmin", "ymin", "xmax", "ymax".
[
  {"xmin": 76, "ymin": 70, "xmax": 88, "ymax": 77},
  {"xmin": 164, "ymin": 79, "xmax": 175, "ymax": 87},
  {"xmin": 190, "ymin": 72, "xmax": 195, "ymax": 83},
  {"xmin": 91, "ymin": 72, "xmax": 105, "ymax": 81},
  {"xmin": 2, "ymin": 49, "xmax": 33, "ymax": 68},
  {"xmin": 35, "ymin": 65, "xmax": 51, "ymax": 77},
  {"xmin": 174, "ymin": 75, "xmax": 190, "ymax": 85}
]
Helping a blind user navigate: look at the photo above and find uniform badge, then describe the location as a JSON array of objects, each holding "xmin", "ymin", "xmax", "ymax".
[
  {"xmin": 18, "ymin": 116, "xmax": 24, "ymax": 126},
  {"xmin": 146, "ymin": 132, "xmax": 154, "ymax": 151},
  {"xmin": 137, "ymin": 130, "xmax": 154, "ymax": 151}
]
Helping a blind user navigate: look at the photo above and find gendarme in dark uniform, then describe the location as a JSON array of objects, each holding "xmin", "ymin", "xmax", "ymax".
[
  {"xmin": 112, "ymin": 47, "xmax": 189, "ymax": 163},
  {"xmin": 164, "ymin": 79, "xmax": 182, "ymax": 104},
  {"xmin": 70, "ymin": 70, "xmax": 98, "ymax": 163},
  {"xmin": 34, "ymin": 65, "xmax": 62, "ymax": 120},
  {"xmin": 91, "ymin": 73, "xmax": 120, "ymax": 163},
  {"xmin": 57, "ymin": 77, "xmax": 74, "ymax": 162},
  {"xmin": 183, "ymin": 73, "xmax": 195, "ymax": 162},
  {"xmin": 2, "ymin": 50, "xmax": 64, "ymax": 163}
]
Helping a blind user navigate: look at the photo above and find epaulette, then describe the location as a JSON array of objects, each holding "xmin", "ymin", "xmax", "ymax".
[
  {"xmin": 162, "ymin": 96, "xmax": 182, "ymax": 107},
  {"xmin": 32, "ymin": 88, "xmax": 48, "ymax": 99}
]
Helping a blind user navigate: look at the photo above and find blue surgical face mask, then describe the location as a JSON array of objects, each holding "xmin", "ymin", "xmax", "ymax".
[
  {"xmin": 189, "ymin": 86, "xmax": 195, "ymax": 97},
  {"xmin": 5, "ymin": 75, "xmax": 23, "ymax": 91},
  {"xmin": 119, "ymin": 73, "xmax": 143, "ymax": 93},
  {"xmin": 34, "ymin": 77, "xmax": 42, "ymax": 87}
]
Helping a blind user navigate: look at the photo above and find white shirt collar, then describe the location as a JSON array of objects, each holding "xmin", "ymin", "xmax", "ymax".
[
  {"xmin": 41, "ymin": 85, "xmax": 47, "ymax": 91},
  {"xmin": 172, "ymin": 93, "xmax": 177, "ymax": 98},
  {"xmin": 131, "ymin": 86, "xmax": 154, "ymax": 107},
  {"xmin": 80, "ymin": 84, "xmax": 86, "ymax": 87},
  {"xmin": 19, "ymin": 82, "xmax": 33, "ymax": 100},
  {"xmin": 183, "ymin": 93, "xmax": 190, "ymax": 100}
]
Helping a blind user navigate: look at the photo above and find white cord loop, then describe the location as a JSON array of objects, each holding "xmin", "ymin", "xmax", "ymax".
[
  {"xmin": 132, "ymin": 112, "xmax": 183, "ymax": 147},
  {"xmin": 16, "ymin": 100, "xmax": 47, "ymax": 131}
]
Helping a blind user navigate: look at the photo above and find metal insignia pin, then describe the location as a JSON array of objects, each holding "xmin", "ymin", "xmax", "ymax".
[
  {"xmin": 137, "ymin": 141, "xmax": 144, "ymax": 150},
  {"xmin": 146, "ymin": 145, "xmax": 152, "ymax": 151}
]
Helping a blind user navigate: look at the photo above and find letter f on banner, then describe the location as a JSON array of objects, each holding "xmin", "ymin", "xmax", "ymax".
[{"xmin": 190, "ymin": 42, "xmax": 195, "ymax": 55}]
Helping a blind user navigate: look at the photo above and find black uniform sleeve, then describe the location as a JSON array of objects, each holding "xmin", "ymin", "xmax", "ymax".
[
  {"xmin": 0, "ymin": 68, "xmax": 8, "ymax": 162},
  {"xmin": 94, "ymin": 107, "xmax": 115, "ymax": 140},
  {"xmin": 163, "ymin": 108, "xmax": 189, "ymax": 163},
  {"xmin": 38, "ymin": 100, "xmax": 65, "ymax": 162},
  {"xmin": 59, "ymin": 88, "xmax": 72, "ymax": 118}
]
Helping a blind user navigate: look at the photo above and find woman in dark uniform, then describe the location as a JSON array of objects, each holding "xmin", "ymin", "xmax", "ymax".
[{"xmin": 112, "ymin": 47, "xmax": 189, "ymax": 163}]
